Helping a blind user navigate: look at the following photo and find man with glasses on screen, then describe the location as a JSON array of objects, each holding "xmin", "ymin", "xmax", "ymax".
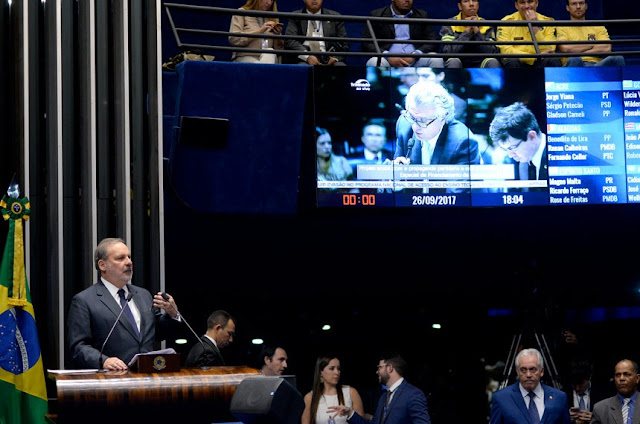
[
  {"xmin": 489, "ymin": 102, "xmax": 548, "ymax": 190},
  {"xmin": 184, "ymin": 309, "xmax": 236, "ymax": 367},
  {"xmin": 393, "ymin": 80, "xmax": 479, "ymax": 162},
  {"xmin": 392, "ymin": 80, "xmax": 479, "ymax": 193}
]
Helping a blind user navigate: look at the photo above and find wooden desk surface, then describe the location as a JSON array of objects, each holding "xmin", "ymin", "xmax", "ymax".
[{"xmin": 49, "ymin": 366, "xmax": 260, "ymax": 424}]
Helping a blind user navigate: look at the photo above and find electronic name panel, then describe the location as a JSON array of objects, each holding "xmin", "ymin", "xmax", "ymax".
[
  {"xmin": 623, "ymin": 66, "xmax": 640, "ymax": 202},
  {"xmin": 545, "ymin": 67, "xmax": 625, "ymax": 206},
  {"xmin": 313, "ymin": 66, "xmax": 636, "ymax": 208}
]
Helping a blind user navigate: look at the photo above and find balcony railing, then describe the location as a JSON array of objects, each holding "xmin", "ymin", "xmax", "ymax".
[{"xmin": 164, "ymin": 3, "xmax": 640, "ymax": 62}]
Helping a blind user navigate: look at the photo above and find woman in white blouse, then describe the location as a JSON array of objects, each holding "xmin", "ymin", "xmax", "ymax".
[{"xmin": 301, "ymin": 354, "xmax": 366, "ymax": 424}]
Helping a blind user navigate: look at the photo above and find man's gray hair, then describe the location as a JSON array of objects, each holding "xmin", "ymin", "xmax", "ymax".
[
  {"xmin": 515, "ymin": 348, "xmax": 544, "ymax": 370},
  {"xmin": 94, "ymin": 237, "xmax": 126, "ymax": 271},
  {"xmin": 404, "ymin": 80, "xmax": 455, "ymax": 124}
]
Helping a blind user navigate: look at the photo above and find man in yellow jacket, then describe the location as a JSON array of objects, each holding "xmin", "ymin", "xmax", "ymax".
[{"xmin": 497, "ymin": 0, "xmax": 562, "ymax": 67}]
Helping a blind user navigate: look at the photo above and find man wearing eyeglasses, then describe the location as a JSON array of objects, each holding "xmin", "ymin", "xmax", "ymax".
[
  {"xmin": 490, "ymin": 348, "xmax": 571, "ymax": 424},
  {"xmin": 328, "ymin": 353, "xmax": 431, "ymax": 424},
  {"xmin": 488, "ymin": 102, "xmax": 548, "ymax": 190},
  {"xmin": 184, "ymin": 309, "xmax": 236, "ymax": 367},
  {"xmin": 392, "ymin": 79, "xmax": 479, "ymax": 193},
  {"xmin": 556, "ymin": 0, "xmax": 625, "ymax": 67}
]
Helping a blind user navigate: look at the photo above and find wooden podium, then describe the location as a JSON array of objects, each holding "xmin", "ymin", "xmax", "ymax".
[{"xmin": 49, "ymin": 366, "xmax": 260, "ymax": 424}]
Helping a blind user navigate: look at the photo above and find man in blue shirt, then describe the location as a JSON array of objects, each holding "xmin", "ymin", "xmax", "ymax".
[{"xmin": 361, "ymin": 0, "xmax": 443, "ymax": 68}]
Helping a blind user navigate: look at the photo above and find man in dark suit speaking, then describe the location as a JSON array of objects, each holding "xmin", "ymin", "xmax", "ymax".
[
  {"xmin": 394, "ymin": 80, "xmax": 478, "ymax": 167},
  {"xmin": 393, "ymin": 79, "xmax": 479, "ymax": 193},
  {"xmin": 66, "ymin": 237, "xmax": 181, "ymax": 370},
  {"xmin": 490, "ymin": 348, "xmax": 570, "ymax": 424},
  {"xmin": 328, "ymin": 352, "xmax": 431, "ymax": 424}
]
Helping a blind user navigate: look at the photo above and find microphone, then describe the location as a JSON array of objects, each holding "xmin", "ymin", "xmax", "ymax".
[
  {"xmin": 98, "ymin": 292, "xmax": 133, "ymax": 371},
  {"xmin": 406, "ymin": 139, "xmax": 415, "ymax": 160},
  {"xmin": 160, "ymin": 293, "xmax": 211, "ymax": 369},
  {"xmin": 395, "ymin": 104, "xmax": 414, "ymax": 160}
]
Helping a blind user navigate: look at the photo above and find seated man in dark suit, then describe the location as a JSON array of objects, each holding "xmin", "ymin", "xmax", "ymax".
[
  {"xmin": 184, "ymin": 309, "xmax": 236, "ymax": 367},
  {"xmin": 283, "ymin": 0, "xmax": 348, "ymax": 66},
  {"xmin": 66, "ymin": 237, "xmax": 181, "ymax": 370},
  {"xmin": 361, "ymin": 0, "xmax": 443, "ymax": 68},
  {"xmin": 490, "ymin": 348, "xmax": 570, "ymax": 424}
]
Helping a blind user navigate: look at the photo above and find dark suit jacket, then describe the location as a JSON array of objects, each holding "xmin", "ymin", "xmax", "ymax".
[
  {"xmin": 283, "ymin": 8, "xmax": 348, "ymax": 64},
  {"xmin": 347, "ymin": 148, "xmax": 394, "ymax": 166},
  {"xmin": 184, "ymin": 336, "xmax": 225, "ymax": 367},
  {"xmin": 395, "ymin": 120, "xmax": 479, "ymax": 166},
  {"xmin": 394, "ymin": 116, "xmax": 479, "ymax": 166},
  {"xmin": 348, "ymin": 379, "xmax": 431, "ymax": 424},
  {"xmin": 393, "ymin": 119, "xmax": 479, "ymax": 193},
  {"xmin": 490, "ymin": 383, "xmax": 571, "ymax": 424},
  {"xmin": 514, "ymin": 146, "xmax": 549, "ymax": 181},
  {"xmin": 592, "ymin": 393, "xmax": 640, "ymax": 424},
  {"xmin": 66, "ymin": 281, "xmax": 176, "ymax": 369},
  {"xmin": 361, "ymin": 5, "xmax": 438, "ymax": 54}
]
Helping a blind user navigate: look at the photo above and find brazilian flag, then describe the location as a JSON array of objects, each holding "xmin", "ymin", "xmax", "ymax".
[{"xmin": 0, "ymin": 193, "xmax": 48, "ymax": 424}]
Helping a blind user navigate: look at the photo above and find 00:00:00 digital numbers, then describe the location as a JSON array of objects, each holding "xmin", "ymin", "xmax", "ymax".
[{"xmin": 342, "ymin": 194, "xmax": 376, "ymax": 206}]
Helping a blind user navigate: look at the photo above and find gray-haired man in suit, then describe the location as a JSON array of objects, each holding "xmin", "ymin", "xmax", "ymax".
[
  {"xmin": 66, "ymin": 238, "xmax": 181, "ymax": 370},
  {"xmin": 592, "ymin": 359, "xmax": 640, "ymax": 424}
]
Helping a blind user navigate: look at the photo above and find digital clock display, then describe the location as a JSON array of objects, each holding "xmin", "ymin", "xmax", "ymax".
[{"xmin": 342, "ymin": 194, "xmax": 375, "ymax": 206}]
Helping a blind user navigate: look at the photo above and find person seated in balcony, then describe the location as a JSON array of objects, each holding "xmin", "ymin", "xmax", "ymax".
[
  {"xmin": 283, "ymin": 0, "xmax": 349, "ymax": 66},
  {"xmin": 497, "ymin": 0, "xmax": 562, "ymax": 68},
  {"xmin": 361, "ymin": 0, "xmax": 444, "ymax": 68},
  {"xmin": 556, "ymin": 0, "xmax": 625, "ymax": 67},
  {"xmin": 440, "ymin": 0, "xmax": 501, "ymax": 68},
  {"xmin": 229, "ymin": 0, "xmax": 283, "ymax": 64}
]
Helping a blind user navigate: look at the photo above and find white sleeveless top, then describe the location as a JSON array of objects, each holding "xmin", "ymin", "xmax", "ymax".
[{"xmin": 316, "ymin": 386, "xmax": 352, "ymax": 424}]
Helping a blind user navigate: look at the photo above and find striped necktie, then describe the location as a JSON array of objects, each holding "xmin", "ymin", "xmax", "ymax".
[{"xmin": 622, "ymin": 397, "xmax": 630, "ymax": 424}]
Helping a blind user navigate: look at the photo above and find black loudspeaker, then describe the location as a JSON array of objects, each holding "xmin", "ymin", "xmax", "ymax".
[{"xmin": 230, "ymin": 376, "xmax": 304, "ymax": 424}]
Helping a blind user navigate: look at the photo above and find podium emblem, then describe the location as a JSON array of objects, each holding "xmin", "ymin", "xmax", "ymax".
[{"xmin": 153, "ymin": 356, "xmax": 167, "ymax": 370}]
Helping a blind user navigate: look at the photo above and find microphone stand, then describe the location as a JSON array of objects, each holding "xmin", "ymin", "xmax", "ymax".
[
  {"xmin": 98, "ymin": 292, "xmax": 133, "ymax": 372},
  {"xmin": 161, "ymin": 293, "xmax": 211, "ymax": 370}
]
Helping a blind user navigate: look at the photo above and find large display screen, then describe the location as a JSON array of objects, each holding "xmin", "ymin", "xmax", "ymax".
[{"xmin": 313, "ymin": 66, "xmax": 640, "ymax": 208}]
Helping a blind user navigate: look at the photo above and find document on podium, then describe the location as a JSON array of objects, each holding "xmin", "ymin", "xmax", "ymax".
[
  {"xmin": 48, "ymin": 369, "xmax": 99, "ymax": 375},
  {"xmin": 127, "ymin": 348, "xmax": 177, "ymax": 368}
]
